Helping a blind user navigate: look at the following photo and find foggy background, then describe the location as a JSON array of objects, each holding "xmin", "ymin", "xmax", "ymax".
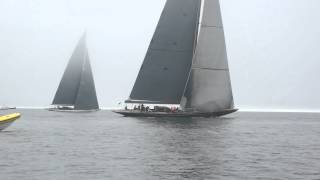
[{"xmin": 0, "ymin": 0, "xmax": 319, "ymax": 110}]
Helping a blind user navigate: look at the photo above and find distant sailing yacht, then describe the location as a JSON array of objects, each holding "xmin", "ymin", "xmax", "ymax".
[
  {"xmin": 49, "ymin": 34, "xmax": 99, "ymax": 112},
  {"xmin": 114, "ymin": 0, "xmax": 237, "ymax": 117}
]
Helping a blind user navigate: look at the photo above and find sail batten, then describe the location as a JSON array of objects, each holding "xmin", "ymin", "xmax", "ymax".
[
  {"xmin": 148, "ymin": 49, "xmax": 194, "ymax": 52},
  {"xmin": 192, "ymin": 67, "xmax": 229, "ymax": 71},
  {"xmin": 202, "ymin": 25, "xmax": 223, "ymax": 28}
]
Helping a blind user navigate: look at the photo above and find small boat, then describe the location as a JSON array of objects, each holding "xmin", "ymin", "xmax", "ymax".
[
  {"xmin": 0, "ymin": 106, "xmax": 16, "ymax": 110},
  {"xmin": 0, "ymin": 113, "xmax": 21, "ymax": 131},
  {"xmin": 49, "ymin": 33, "xmax": 100, "ymax": 112}
]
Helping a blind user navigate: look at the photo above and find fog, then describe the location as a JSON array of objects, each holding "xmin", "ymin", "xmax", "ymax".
[{"xmin": 1, "ymin": 0, "xmax": 320, "ymax": 110}]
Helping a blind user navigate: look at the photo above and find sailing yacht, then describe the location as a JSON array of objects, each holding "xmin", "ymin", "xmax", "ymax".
[
  {"xmin": 49, "ymin": 34, "xmax": 99, "ymax": 112},
  {"xmin": 114, "ymin": 0, "xmax": 237, "ymax": 117}
]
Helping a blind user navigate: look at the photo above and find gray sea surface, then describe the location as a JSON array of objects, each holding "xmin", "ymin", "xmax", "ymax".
[{"xmin": 0, "ymin": 109, "xmax": 319, "ymax": 180}]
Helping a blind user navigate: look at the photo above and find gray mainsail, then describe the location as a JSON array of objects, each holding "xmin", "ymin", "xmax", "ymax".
[
  {"xmin": 52, "ymin": 34, "xmax": 99, "ymax": 110},
  {"xmin": 183, "ymin": 0, "xmax": 234, "ymax": 112},
  {"xmin": 127, "ymin": 0, "xmax": 201, "ymax": 104}
]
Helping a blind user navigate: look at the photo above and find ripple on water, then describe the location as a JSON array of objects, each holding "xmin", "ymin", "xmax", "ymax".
[{"xmin": 0, "ymin": 110, "xmax": 320, "ymax": 180}]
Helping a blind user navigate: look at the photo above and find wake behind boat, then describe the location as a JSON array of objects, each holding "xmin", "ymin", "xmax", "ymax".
[
  {"xmin": 115, "ymin": 0, "xmax": 237, "ymax": 118},
  {"xmin": 0, "ymin": 113, "xmax": 21, "ymax": 131}
]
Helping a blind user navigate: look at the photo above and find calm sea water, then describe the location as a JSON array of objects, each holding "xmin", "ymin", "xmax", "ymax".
[{"xmin": 0, "ymin": 109, "xmax": 319, "ymax": 180}]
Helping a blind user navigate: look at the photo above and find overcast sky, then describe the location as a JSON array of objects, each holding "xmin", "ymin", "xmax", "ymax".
[{"xmin": 0, "ymin": 0, "xmax": 320, "ymax": 110}]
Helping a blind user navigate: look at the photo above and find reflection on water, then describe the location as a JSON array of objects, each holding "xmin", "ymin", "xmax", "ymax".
[{"xmin": 0, "ymin": 109, "xmax": 320, "ymax": 180}]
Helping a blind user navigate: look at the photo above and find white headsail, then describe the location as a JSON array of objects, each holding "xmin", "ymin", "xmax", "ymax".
[{"xmin": 183, "ymin": 0, "xmax": 234, "ymax": 112}]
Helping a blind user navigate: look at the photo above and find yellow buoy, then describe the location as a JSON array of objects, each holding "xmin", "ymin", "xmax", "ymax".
[{"xmin": 0, "ymin": 113, "xmax": 21, "ymax": 131}]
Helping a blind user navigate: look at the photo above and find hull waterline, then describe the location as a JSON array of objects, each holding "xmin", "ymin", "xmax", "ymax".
[
  {"xmin": 113, "ymin": 109, "xmax": 238, "ymax": 118},
  {"xmin": 47, "ymin": 108, "xmax": 99, "ymax": 113}
]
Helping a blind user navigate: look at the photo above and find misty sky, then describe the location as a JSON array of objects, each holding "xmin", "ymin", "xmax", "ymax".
[{"xmin": 1, "ymin": 0, "xmax": 320, "ymax": 110}]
